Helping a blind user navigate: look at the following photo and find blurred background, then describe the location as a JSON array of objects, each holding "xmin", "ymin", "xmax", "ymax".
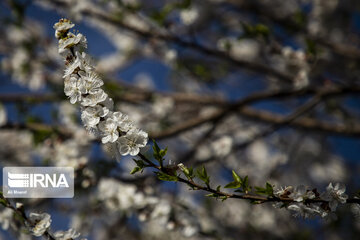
[{"xmin": 0, "ymin": 0, "xmax": 360, "ymax": 239}]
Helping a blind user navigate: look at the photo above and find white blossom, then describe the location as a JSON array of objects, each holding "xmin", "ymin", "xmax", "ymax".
[
  {"xmin": 59, "ymin": 32, "xmax": 87, "ymax": 55},
  {"xmin": 80, "ymin": 89, "xmax": 108, "ymax": 107},
  {"xmin": 211, "ymin": 136, "xmax": 233, "ymax": 157},
  {"xmin": 78, "ymin": 71, "xmax": 104, "ymax": 94},
  {"xmin": 97, "ymin": 178, "xmax": 148, "ymax": 211},
  {"xmin": 64, "ymin": 56, "xmax": 82, "ymax": 79},
  {"xmin": 274, "ymin": 186, "xmax": 293, "ymax": 198},
  {"xmin": 98, "ymin": 118, "xmax": 119, "ymax": 143},
  {"xmin": 0, "ymin": 208, "xmax": 13, "ymax": 230},
  {"xmin": 64, "ymin": 52, "xmax": 93, "ymax": 78},
  {"xmin": 53, "ymin": 19, "xmax": 75, "ymax": 32},
  {"xmin": 117, "ymin": 128, "xmax": 148, "ymax": 156},
  {"xmin": 321, "ymin": 183, "xmax": 348, "ymax": 211},
  {"xmin": 287, "ymin": 203, "xmax": 327, "ymax": 219},
  {"xmin": 53, "ymin": 18, "xmax": 75, "ymax": 38},
  {"xmin": 289, "ymin": 185, "xmax": 315, "ymax": 202},
  {"xmin": 180, "ymin": 7, "xmax": 199, "ymax": 25},
  {"xmin": 81, "ymin": 105, "xmax": 109, "ymax": 128},
  {"xmin": 64, "ymin": 75, "xmax": 84, "ymax": 104},
  {"xmin": 53, "ymin": 228, "xmax": 81, "ymax": 240},
  {"xmin": 29, "ymin": 213, "xmax": 51, "ymax": 236},
  {"xmin": 0, "ymin": 103, "xmax": 7, "ymax": 126},
  {"xmin": 112, "ymin": 112, "xmax": 133, "ymax": 132}
]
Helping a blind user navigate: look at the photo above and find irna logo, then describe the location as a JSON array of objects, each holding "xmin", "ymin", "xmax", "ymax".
[
  {"xmin": 3, "ymin": 167, "xmax": 74, "ymax": 198},
  {"xmin": 7, "ymin": 172, "xmax": 69, "ymax": 188}
]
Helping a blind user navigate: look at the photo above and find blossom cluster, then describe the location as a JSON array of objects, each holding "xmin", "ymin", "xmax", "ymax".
[
  {"xmin": 54, "ymin": 19, "xmax": 148, "ymax": 156},
  {"xmin": 274, "ymin": 183, "xmax": 348, "ymax": 218},
  {"xmin": 28, "ymin": 212, "xmax": 86, "ymax": 239},
  {"xmin": 0, "ymin": 204, "xmax": 85, "ymax": 240}
]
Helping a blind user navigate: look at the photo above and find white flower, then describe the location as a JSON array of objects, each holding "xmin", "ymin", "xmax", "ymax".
[
  {"xmin": 64, "ymin": 52, "xmax": 93, "ymax": 78},
  {"xmin": 321, "ymin": 183, "xmax": 348, "ymax": 211},
  {"xmin": 76, "ymin": 51, "xmax": 93, "ymax": 73},
  {"xmin": 54, "ymin": 19, "xmax": 75, "ymax": 31},
  {"xmin": 98, "ymin": 117, "xmax": 119, "ymax": 143},
  {"xmin": 64, "ymin": 75, "xmax": 84, "ymax": 104},
  {"xmin": 81, "ymin": 105, "xmax": 109, "ymax": 128},
  {"xmin": 289, "ymin": 185, "xmax": 315, "ymax": 202},
  {"xmin": 64, "ymin": 57, "xmax": 82, "ymax": 79},
  {"xmin": 112, "ymin": 112, "xmax": 133, "ymax": 132},
  {"xmin": 217, "ymin": 37, "xmax": 260, "ymax": 61},
  {"xmin": 29, "ymin": 213, "xmax": 51, "ymax": 236},
  {"xmin": 97, "ymin": 178, "xmax": 146, "ymax": 210},
  {"xmin": 117, "ymin": 128, "xmax": 148, "ymax": 156},
  {"xmin": 58, "ymin": 33, "xmax": 87, "ymax": 55},
  {"xmin": 53, "ymin": 228, "xmax": 80, "ymax": 240},
  {"xmin": 53, "ymin": 19, "xmax": 75, "ymax": 38},
  {"xmin": 211, "ymin": 136, "xmax": 233, "ymax": 157},
  {"xmin": 102, "ymin": 97, "xmax": 114, "ymax": 111},
  {"xmin": 274, "ymin": 186, "xmax": 293, "ymax": 198},
  {"xmin": 0, "ymin": 208, "xmax": 13, "ymax": 230},
  {"xmin": 0, "ymin": 103, "xmax": 7, "ymax": 126},
  {"xmin": 287, "ymin": 203, "xmax": 326, "ymax": 219},
  {"xmin": 80, "ymin": 89, "xmax": 108, "ymax": 107},
  {"xmin": 180, "ymin": 7, "xmax": 199, "ymax": 25},
  {"xmin": 78, "ymin": 71, "xmax": 103, "ymax": 94}
]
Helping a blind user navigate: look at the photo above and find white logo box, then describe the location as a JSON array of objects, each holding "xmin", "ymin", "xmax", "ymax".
[{"xmin": 3, "ymin": 167, "xmax": 74, "ymax": 198}]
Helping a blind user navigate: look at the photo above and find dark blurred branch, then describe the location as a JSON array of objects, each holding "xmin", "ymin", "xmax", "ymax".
[
  {"xmin": 2, "ymin": 85, "xmax": 360, "ymax": 138},
  {"xmin": 151, "ymin": 86, "xmax": 360, "ymax": 139},
  {"xmin": 233, "ymin": 93, "xmax": 323, "ymax": 151},
  {"xmin": 189, "ymin": 94, "xmax": 322, "ymax": 166},
  {"xmin": 48, "ymin": 0, "xmax": 294, "ymax": 83},
  {"xmin": 229, "ymin": 1, "xmax": 360, "ymax": 60},
  {"xmin": 1, "ymin": 83, "xmax": 360, "ymax": 105}
]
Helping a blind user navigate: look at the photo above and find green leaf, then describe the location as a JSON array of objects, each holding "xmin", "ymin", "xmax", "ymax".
[
  {"xmin": 130, "ymin": 159, "xmax": 146, "ymax": 174},
  {"xmin": 205, "ymin": 193, "xmax": 218, "ymax": 198},
  {"xmin": 266, "ymin": 182, "xmax": 274, "ymax": 196},
  {"xmin": 152, "ymin": 140, "xmax": 160, "ymax": 156},
  {"xmin": 232, "ymin": 170, "xmax": 241, "ymax": 183},
  {"xmin": 255, "ymin": 24, "xmax": 270, "ymax": 37},
  {"xmin": 152, "ymin": 140, "xmax": 167, "ymax": 167},
  {"xmin": 0, "ymin": 198, "xmax": 7, "ymax": 207},
  {"xmin": 242, "ymin": 175, "xmax": 250, "ymax": 193},
  {"xmin": 255, "ymin": 182, "xmax": 274, "ymax": 196},
  {"xmin": 155, "ymin": 172, "xmax": 178, "ymax": 182},
  {"xmin": 224, "ymin": 181, "xmax": 241, "ymax": 189},
  {"xmin": 159, "ymin": 147, "xmax": 168, "ymax": 158},
  {"xmin": 130, "ymin": 166, "xmax": 141, "ymax": 175},
  {"xmin": 197, "ymin": 166, "xmax": 210, "ymax": 186}
]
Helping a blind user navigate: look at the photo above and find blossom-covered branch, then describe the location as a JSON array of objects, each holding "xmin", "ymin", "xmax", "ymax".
[
  {"xmin": 134, "ymin": 149, "xmax": 360, "ymax": 219},
  {"xmin": 0, "ymin": 193, "xmax": 85, "ymax": 240},
  {"xmin": 54, "ymin": 18, "xmax": 148, "ymax": 158}
]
